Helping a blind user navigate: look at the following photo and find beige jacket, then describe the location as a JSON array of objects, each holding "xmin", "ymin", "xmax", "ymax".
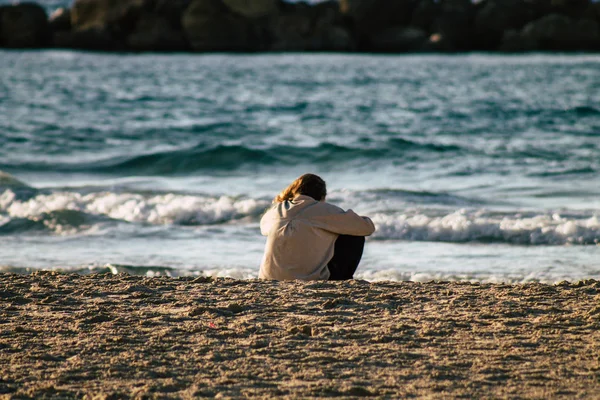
[{"xmin": 259, "ymin": 195, "xmax": 376, "ymax": 281}]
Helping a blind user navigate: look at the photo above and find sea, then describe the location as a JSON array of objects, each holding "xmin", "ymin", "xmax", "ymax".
[{"xmin": 1, "ymin": 50, "xmax": 599, "ymax": 283}]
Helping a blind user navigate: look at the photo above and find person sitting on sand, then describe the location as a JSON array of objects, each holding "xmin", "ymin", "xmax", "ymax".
[{"xmin": 259, "ymin": 173, "xmax": 376, "ymax": 281}]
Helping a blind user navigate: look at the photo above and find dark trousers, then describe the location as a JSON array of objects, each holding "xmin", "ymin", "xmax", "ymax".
[{"xmin": 327, "ymin": 235, "xmax": 365, "ymax": 280}]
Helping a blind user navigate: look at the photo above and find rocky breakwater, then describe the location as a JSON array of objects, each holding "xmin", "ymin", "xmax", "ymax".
[{"xmin": 1, "ymin": 0, "xmax": 599, "ymax": 52}]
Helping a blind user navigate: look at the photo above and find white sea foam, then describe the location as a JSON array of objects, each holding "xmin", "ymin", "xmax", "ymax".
[
  {"xmin": 354, "ymin": 269, "xmax": 594, "ymax": 284},
  {"xmin": 2, "ymin": 188, "xmax": 600, "ymax": 246},
  {"xmin": 0, "ymin": 189, "xmax": 270, "ymax": 232},
  {"xmin": 371, "ymin": 209, "xmax": 600, "ymax": 245}
]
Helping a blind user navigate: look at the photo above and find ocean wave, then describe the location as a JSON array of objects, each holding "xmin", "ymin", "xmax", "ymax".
[
  {"xmin": 92, "ymin": 145, "xmax": 277, "ymax": 174},
  {"xmin": 0, "ymin": 171, "xmax": 41, "ymax": 203},
  {"xmin": 0, "ymin": 183, "xmax": 495, "ymax": 235},
  {"xmin": 387, "ymin": 138, "xmax": 462, "ymax": 153},
  {"xmin": 0, "ymin": 209, "xmax": 112, "ymax": 235},
  {"xmin": 0, "ymin": 189, "xmax": 270, "ymax": 234},
  {"xmin": 0, "ymin": 170, "xmax": 31, "ymax": 188},
  {"xmin": 569, "ymin": 106, "xmax": 600, "ymax": 117},
  {"xmin": 528, "ymin": 166, "xmax": 596, "ymax": 178},
  {"xmin": 4, "ymin": 136, "xmax": 593, "ymax": 177},
  {"xmin": 105, "ymin": 139, "xmax": 461, "ymax": 173},
  {"xmin": 372, "ymin": 210, "xmax": 600, "ymax": 245},
  {"xmin": 0, "ymin": 139, "xmax": 464, "ymax": 175},
  {"xmin": 353, "ymin": 188, "xmax": 487, "ymax": 207},
  {"xmin": 3, "ymin": 185, "xmax": 598, "ymax": 244}
]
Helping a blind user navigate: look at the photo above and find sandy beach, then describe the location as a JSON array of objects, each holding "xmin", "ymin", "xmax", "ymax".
[{"xmin": 1, "ymin": 272, "xmax": 599, "ymax": 399}]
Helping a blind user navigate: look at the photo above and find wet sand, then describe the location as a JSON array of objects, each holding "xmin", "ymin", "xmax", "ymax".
[{"xmin": 1, "ymin": 272, "xmax": 599, "ymax": 399}]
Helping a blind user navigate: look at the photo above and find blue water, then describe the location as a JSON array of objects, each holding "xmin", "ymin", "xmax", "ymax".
[{"xmin": 1, "ymin": 51, "xmax": 599, "ymax": 282}]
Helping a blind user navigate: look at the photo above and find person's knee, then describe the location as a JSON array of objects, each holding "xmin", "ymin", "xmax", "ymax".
[
  {"xmin": 355, "ymin": 235, "xmax": 366, "ymax": 245},
  {"xmin": 338, "ymin": 234, "xmax": 364, "ymax": 241},
  {"xmin": 338, "ymin": 235, "xmax": 365, "ymax": 247}
]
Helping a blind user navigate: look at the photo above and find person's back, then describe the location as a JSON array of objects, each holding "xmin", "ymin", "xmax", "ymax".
[{"xmin": 259, "ymin": 174, "xmax": 375, "ymax": 281}]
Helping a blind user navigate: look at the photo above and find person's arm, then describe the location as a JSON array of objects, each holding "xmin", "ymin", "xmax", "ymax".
[
  {"xmin": 260, "ymin": 206, "xmax": 275, "ymax": 236},
  {"xmin": 312, "ymin": 204, "xmax": 376, "ymax": 236}
]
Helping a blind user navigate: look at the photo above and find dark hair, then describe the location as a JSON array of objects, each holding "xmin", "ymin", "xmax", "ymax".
[{"xmin": 274, "ymin": 173, "xmax": 327, "ymax": 202}]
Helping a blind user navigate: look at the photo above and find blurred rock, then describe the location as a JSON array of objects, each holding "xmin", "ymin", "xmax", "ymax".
[
  {"xmin": 49, "ymin": 7, "xmax": 71, "ymax": 33},
  {"xmin": 71, "ymin": 0, "xmax": 145, "ymax": 33},
  {"xmin": 182, "ymin": 0, "xmax": 265, "ymax": 51},
  {"xmin": 499, "ymin": 29, "xmax": 530, "ymax": 52},
  {"xmin": 501, "ymin": 13, "xmax": 600, "ymax": 51},
  {"xmin": 271, "ymin": 1, "xmax": 353, "ymax": 51},
  {"xmin": 269, "ymin": 3, "xmax": 312, "ymax": 51},
  {"xmin": 340, "ymin": 0, "xmax": 418, "ymax": 36},
  {"xmin": 62, "ymin": 0, "xmax": 151, "ymax": 51},
  {"xmin": 53, "ymin": 27, "xmax": 118, "ymax": 50},
  {"xmin": 317, "ymin": 25, "xmax": 354, "ymax": 51},
  {"xmin": 546, "ymin": 0, "xmax": 592, "ymax": 18},
  {"xmin": 525, "ymin": 13, "xmax": 600, "ymax": 50},
  {"xmin": 473, "ymin": 0, "xmax": 540, "ymax": 50},
  {"xmin": 222, "ymin": 0, "xmax": 279, "ymax": 19},
  {"xmin": 127, "ymin": 12, "xmax": 189, "ymax": 51},
  {"xmin": 5, "ymin": 0, "xmax": 600, "ymax": 52},
  {"xmin": 0, "ymin": 3, "xmax": 49, "ymax": 48},
  {"xmin": 429, "ymin": 0, "xmax": 474, "ymax": 51},
  {"xmin": 410, "ymin": 0, "xmax": 440, "ymax": 32},
  {"xmin": 311, "ymin": 1, "xmax": 354, "ymax": 51},
  {"xmin": 369, "ymin": 26, "xmax": 427, "ymax": 52},
  {"xmin": 152, "ymin": 0, "xmax": 192, "ymax": 29},
  {"xmin": 582, "ymin": 3, "xmax": 600, "ymax": 22}
]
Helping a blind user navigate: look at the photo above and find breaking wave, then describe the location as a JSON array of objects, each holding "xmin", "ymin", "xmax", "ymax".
[
  {"xmin": 0, "ymin": 188, "xmax": 270, "ymax": 234},
  {"xmin": 372, "ymin": 210, "xmax": 600, "ymax": 245},
  {"xmin": 2, "ymin": 184, "xmax": 599, "ymax": 245}
]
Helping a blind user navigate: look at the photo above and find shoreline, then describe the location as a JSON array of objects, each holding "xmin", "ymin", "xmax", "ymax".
[
  {"xmin": 2, "ymin": 264, "xmax": 600, "ymax": 285},
  {"xmin": 1, "ymin": 272, "xmax": 599, "ymax": 398}
]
